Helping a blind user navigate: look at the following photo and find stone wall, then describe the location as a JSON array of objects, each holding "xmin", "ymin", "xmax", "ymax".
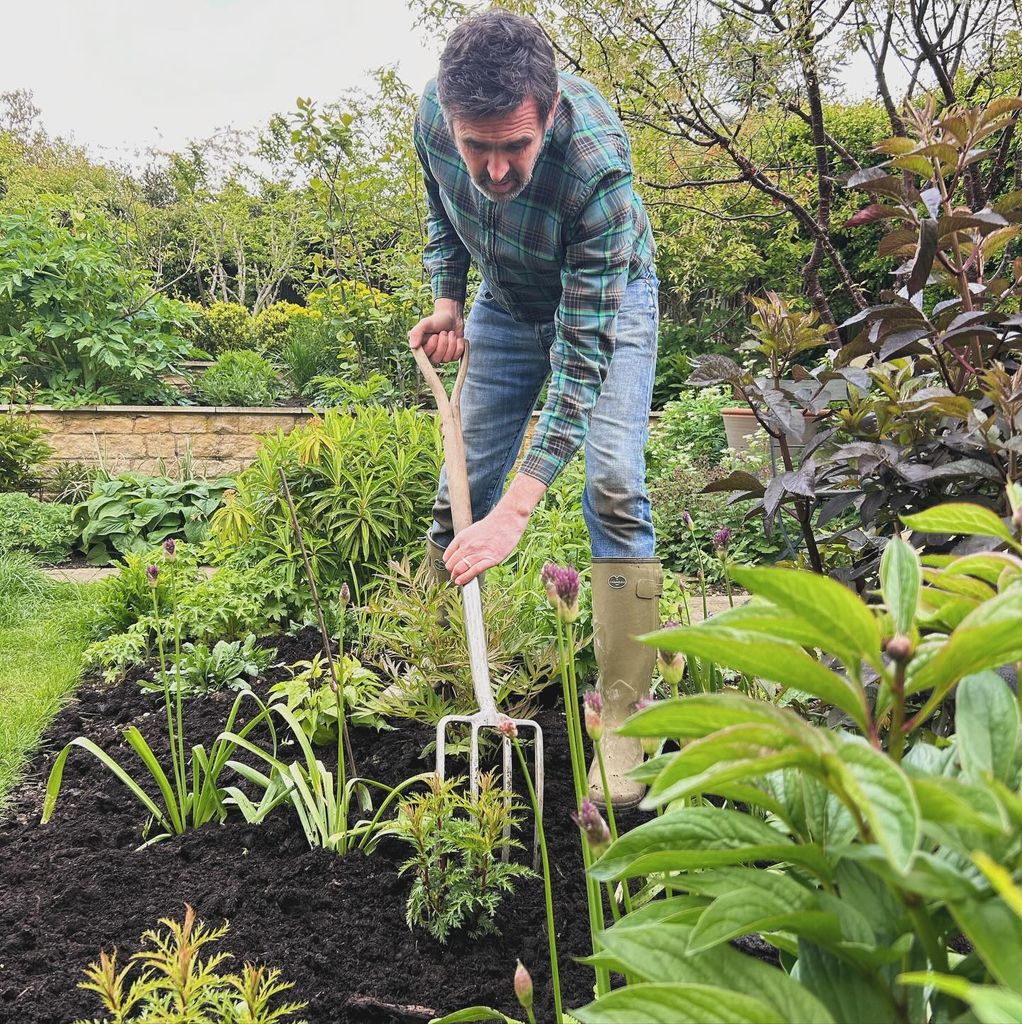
[
  {"xmin": 4, "ymin": 405, "xmax": 317, "ymax": 478},
  {"xmin": 5, "ymin": 405, "xmax": 661, "ymax": 481}
]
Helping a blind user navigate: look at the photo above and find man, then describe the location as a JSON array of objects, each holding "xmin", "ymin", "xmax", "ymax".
[{"xmin": 409, "ymin": 9, "xmax": 661, "ymax": 807}]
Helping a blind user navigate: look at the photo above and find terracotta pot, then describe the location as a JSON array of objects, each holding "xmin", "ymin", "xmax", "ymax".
[{"xmin": 721, "ymin": 407, "xmax": 828, "ymax": 453}]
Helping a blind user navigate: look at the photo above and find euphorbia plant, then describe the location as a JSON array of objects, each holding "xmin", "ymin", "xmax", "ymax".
[{"xmin": 575, "ymin": 501, "xmax": 1022, "ymax": 1023}]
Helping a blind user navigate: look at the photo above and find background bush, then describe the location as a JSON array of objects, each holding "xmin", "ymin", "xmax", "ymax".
[
  {"xmin": 0, "ymin": 492, "xmax": 75, "ymax": 562},
  {"xmin": 193, "ymin": 302, "xmax": 254, "ymax": 355},
  {"xmin": 196, "ymin": 350, "xmax": 280, "ymax": 407},
  {"xmin": 646, "ymin": 386, "xmax": 731, "ymax": 472},
  {"xmin": 209, "ymin": 405, "xmax": 443, "ymax": 594},
  {"xmin": 0, "ymin": 413, "xmax": 53, "ymax": 492},
  {"xmin": 71, "ymin": 472, "xmax": 234, "ymax": 565}
]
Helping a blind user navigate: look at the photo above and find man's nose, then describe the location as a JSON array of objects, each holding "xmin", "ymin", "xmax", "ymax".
[{"xmin": 487, "ymin": 154, "xmax": 509, "ymax": 183}]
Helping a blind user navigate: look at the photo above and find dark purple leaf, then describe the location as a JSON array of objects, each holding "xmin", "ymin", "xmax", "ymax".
[
  {"xmin": 700, "ymin": 471, "xmax": 766, "ymax": 497},
  {"xmin": 687, "ymin": 354, "xmax": 742, "ymax": 387},
  {"xmin": 908, "ymin": 218, "xmax": 938, "ymax": 296}
]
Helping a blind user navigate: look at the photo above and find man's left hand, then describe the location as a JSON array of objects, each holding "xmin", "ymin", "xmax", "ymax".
[{"xmin": 444, "ymin": 506, "xmax": 528, "ymax": 586}]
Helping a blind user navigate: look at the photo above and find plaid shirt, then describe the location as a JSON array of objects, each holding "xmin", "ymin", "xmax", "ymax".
[{"xmin": 414, "ymin": 73, "xmax": 655, "ymax": 485}]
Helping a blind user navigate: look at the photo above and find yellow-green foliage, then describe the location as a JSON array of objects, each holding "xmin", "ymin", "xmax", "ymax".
[
  {"xmin": 196, "ymin": 302, "xmax": 253, "ymax": 355},
  {"xmin": 252, "ymin": 301, "xmax": 321, "ymax": 354}
]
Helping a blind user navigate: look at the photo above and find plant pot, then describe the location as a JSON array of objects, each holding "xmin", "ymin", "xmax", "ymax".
[{"xmin": 721, "ymin": 407, "xmax": 828, "ymax": 454}]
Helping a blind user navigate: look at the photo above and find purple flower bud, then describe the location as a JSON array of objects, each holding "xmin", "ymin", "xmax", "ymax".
[
  {"xmin": 682, "ymin": 509, "xmax": 694, "ymax": 529},
  {"xmin": 497, "ymin": 717, "xmax": 518, "ymax": 739},
  {"xmin": 572, "ymin": 799, "xmax": 612, "ymax": 857},
  {"xmin": 340, "ymin": 582, "xmax": 351, "ymax": 608},
  {"xmin": 656, "ymin": 622, "xmax": 686, "ymax": 686},
  {"xmin": 583, "ymin": 690, "xmax": 604, "ymax": 741},
  {"xmin": 146, "ymin": 564, "xmax": 159, "ymax": 588},
  {"xmin": 713, "ymin": 527, "xmax": 732, "ymax": 551},
  {"xmin": 163, "ymin": 538, "xmax": 176, "ymax": 560},
  {"xmin": 542, "ymin": 563, "xmax": 581, "ymax": 623},
  {"xmin": 514, "ymin": 960, "xmax": 533, "ymax": 1012},
  {"xmin": 885, "ymin": 634, "xmax": 914, "ymax": 662}
]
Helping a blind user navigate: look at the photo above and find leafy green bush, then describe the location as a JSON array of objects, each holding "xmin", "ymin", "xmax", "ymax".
[
  {"xmin": 646, "ymin": 386, "xmax": 730, "ymax": 472},
  {"xmin": 196, "ymin": 350, "xmax": 280, "ymax": 407},
  {"xmin": 279, "ymin": 318, "xmax": 336, "ymax": 395},
  {"xmin": 193, "ymin": 301, "xmax": 254, "ymax": 355},
  {"xmin": 209, "ymin": 406, "xmax": 443, "ymax": 593},
  {"xmin": 0, "ymin": 412, "xmax": 53, "ymax": 492},
  {"xmin": 85, "ymin": 545, "xmax": 292, "ymax": 678},
  {"xmin": 0, "ymin": 201, "xmax": 194, "ymax": 403},
  {"xmin": 0, "ymin": 492, "xmax": 75, "ymax": 562},
  {"xmin": 75, "ymin": 905, "xmax": 307, "ymax": 1023},
  {"xmin": 649, "ymin": 437, "xmax": 788, "ymax": 583},
  {"xmin": 140, "ymin": 634, "xmax": 276, "ymax": 697},
  {"xmin": 653, "ymin": 311, "xmax": 745, "ymax": 408},
  {"xmin": 71, "ymin": 472, "xmax": 234, "ymax": 565},
  {"xmin": 252, "ymin": 301, "xmax": 322, "ymax": 355},
  {"xmin": 583, "ymin": 519, "xmax": 1022, "ymax": 1024},
  {"xmin": 307, "ymin": 370, "xmax": 397, "ymax": 407}
]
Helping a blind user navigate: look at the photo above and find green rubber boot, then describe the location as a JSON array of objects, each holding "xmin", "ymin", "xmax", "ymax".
[{"xmin": 587, "ymin": 558, "xmax": 662, "ymax": 809}]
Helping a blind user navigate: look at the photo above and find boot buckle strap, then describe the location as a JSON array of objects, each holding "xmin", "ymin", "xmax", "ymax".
[{"xmin": 636, "ymin": 578, "xmax": 662, "ymax": 599}]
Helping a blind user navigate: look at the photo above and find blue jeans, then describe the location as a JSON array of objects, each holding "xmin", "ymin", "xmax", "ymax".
[{"xmin": 429, "ymin": 273, "xmax": 659, "ymax": 559}]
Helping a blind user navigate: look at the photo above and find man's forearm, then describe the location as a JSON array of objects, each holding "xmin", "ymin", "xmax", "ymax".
[{"xmin": 495, "ymin": 471, "xmax": 548, "ymax": 525}]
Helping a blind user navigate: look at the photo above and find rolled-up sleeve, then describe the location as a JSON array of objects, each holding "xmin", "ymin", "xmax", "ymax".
[
  {"xmin": 519, "ymin": 166, "xmax": 634, "ymax": 485},
  {"xmin": 413, "ymin": 103, "xmax": 471, "ymax": 304}
]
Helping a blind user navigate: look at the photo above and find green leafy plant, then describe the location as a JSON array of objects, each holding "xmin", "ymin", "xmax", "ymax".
[
  {"xmin": 44, "ymin": 554, "xmax": 275, "ymax": 844},
  {"xmin": 192, "ymin": 301, "xmax": 254, "ymax": 355},
  {"xmin": 85, "ymin": 552, "xmax": 292, "ymax": 679},
  {"xmin": 0, "ymin": 201, "xmax": 194, "ymax": 403},
  {"xmin": 646, "ymin": 387, "xmax": 730, "ymax": 472},
  {"xmin": 0, "ymin": 549, "xmax": 56, "ymax": 630},
  {"xmin": 75, "ymin": 904, "xmax": 307, "ymax": 1023},
  {"xmin": 47, "ymin": 460, "xmax": 98, "ymax": 504},
  {"xmin": 0, "ymin": 491, "xmax": 75, "ymax": 562},
  {"xmin": 196, "ymin": 350, "xmax": 281, "ymax": 407},
  {"xmin": 209, "ymin": 405, "xmax": 443, "ymax": 593},
  {"xmin": 392, "ymin": 772, "xmax": 534, "ymax": 943},
  {"xmin": 575, "ymin": 501, "xmax": 1022, "ymax": 1023},
  {"xmin": 72, "ymin": 472, "xmax": 234, "ymax": 565},
  {"xmin": 252, "ymin": 301, "xmax": 321, "ymax": 356},
  {"xmin": 267, "ymin": 651, "xmax": 387, "ymax": 743},
  {"xmin": 0, "ymin": 411, "xmax": 53, "ymax": 492},
  {"xmin": 307, "ymin": 370, "xmax": 397, "ymax": 407},
  {"xmin": 279, "ymin": 318, "xmax": 336, "ymax": 395},
  {"xmin": 140, "ymin": 634, "xmax": 276, "ymax": 698}
]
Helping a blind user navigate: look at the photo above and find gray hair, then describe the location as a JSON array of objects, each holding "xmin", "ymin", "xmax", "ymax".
[{"xmin": 436, "ymin": 9, "xmax": 559, "ymax": 126}]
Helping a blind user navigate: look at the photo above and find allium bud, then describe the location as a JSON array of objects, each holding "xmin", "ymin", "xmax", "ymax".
[
  {"xmin": 162, "ymin": 537, "xmax": 176, "ymax": 561},
  {"xmin": 656, "ymin": 621, "xmax": 686, "ymax": 687},
  {"xmin": 633, "ymin": 697, "xmax": 660, "ymax": 756},
  {"xmin": 146, "ymin": 564, "xmax": 159, "ymax": 588},
  {"xmin": 886, "ymin": 633, "xmax": 914, "ymax": 662},
  {"xmin": 572, "ymin": 799, "xmax": 612, "ymax": 858},
  {"xmin": 542, "ymin": 563, "xmax": 580, "ymax": 623},
  {"xmin": 682, "ymin": 509, "xmax": 694, "ymax": 530},
  {"xmin": 497, "ymin": 717, "xmax": 518, "ymax": 739},
  {"xmin": 713, "ymin": 527, "xmax": 732, "ymax": 551},
  {"xmin": 583, "ymin": 690, "xmax": 604, "ymax": 741},
  {"xmin": 339, "ymin": 582, "xmax": 351, "ymax": 608},
  {"xmin": 514, "ymin": 960, "xmax": 533, "ymax": 1012}
]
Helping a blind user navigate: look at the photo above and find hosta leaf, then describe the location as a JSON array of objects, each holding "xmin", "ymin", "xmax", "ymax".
[
  {"xmin": 880, "ymin": 537, "xmax": 920, "ymax": 634},
  {"xmin": 832, "ymin": 736, "xmax": 920, "ymax": 873},
  {"xmin": 957, "ymin": 671, "xmax": 1020, "ymax": 784},
  {"xmin": 589, "ymin": 807, "xmax": 830, "ymax": 882},
  {"xmin": 574, "ymin": 983, "xmax": 786, "ymax": 1024},
  {"xmin": 594, "ymin": 922, "xmax": 834, "ymax": 1023}
]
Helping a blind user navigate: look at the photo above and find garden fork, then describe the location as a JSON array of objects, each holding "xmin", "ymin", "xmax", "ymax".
[{"xmin": 411, "ymin": 342, "xmax": 544, "ymax": 869}]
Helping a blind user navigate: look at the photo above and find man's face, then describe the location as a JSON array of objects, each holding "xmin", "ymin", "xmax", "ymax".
[{"xmin": 451, "ymin": 95, "xmax": 557, "ymax": 203}]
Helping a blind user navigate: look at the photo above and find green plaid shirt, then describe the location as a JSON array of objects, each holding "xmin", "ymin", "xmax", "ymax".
[{"xmin": 414, "ymin": 73, "xmax": 655, "ymax": 485}]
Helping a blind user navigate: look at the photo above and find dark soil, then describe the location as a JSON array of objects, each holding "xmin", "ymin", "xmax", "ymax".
[{"xmin": 0, "ymin": 643, "xmax": 644, "ymax": 1023}]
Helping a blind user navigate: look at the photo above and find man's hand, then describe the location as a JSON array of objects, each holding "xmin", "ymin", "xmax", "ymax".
[
  {"xmin": 444, "ymin": 473, "xmax": 548, "ymax": 585},
  {"xmin": 408, "ymin": 298, "xmax": 465, "ymax": 363}
]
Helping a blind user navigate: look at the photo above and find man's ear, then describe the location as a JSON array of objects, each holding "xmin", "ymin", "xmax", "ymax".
[{"xmin": 546, "ymin": 91, "xmax": 560, "ymax": 129}]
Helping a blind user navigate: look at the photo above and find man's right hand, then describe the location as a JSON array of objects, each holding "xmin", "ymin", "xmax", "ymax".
[{"xmin": 408, "ymin": 299, "xmax": 465, "ymax": 363}]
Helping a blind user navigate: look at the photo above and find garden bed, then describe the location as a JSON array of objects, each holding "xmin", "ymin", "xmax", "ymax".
[{"xmin": 0, "ymin": 644, "xmax": 635, "ymax": 1023}]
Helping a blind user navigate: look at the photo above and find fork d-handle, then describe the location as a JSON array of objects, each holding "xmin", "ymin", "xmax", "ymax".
[{"xmin": 411, "ymin": 343, "xmax": 499, "ymax": 720}]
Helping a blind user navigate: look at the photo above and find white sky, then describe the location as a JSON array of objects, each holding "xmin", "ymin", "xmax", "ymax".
[{"xmin": 1, "ymin": 0, "xmax": 440, "ymax": 161}]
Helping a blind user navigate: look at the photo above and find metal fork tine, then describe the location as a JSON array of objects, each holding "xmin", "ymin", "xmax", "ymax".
[{"xmin": 501, "ymin": 733, "xmax": 512, "ymax": 862}]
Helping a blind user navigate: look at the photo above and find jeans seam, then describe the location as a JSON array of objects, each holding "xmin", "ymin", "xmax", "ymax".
[{"xmin": 483, "ymin": 379, "xmax": 548, "ymax": 513}]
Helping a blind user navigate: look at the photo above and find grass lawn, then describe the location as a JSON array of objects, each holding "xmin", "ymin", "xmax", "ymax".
[{"xmin": 0, "ymin": 555, "xmax": 96, "ymax": 809}]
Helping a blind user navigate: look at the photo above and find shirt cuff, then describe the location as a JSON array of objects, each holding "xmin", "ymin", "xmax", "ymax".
[
  {"xmin": 518, "ymin": 446, "xmax": 564, "ymax": 487},
  {"xmin": 432, "ymin": 271, "xmax": 468, "ymax": 303}
]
